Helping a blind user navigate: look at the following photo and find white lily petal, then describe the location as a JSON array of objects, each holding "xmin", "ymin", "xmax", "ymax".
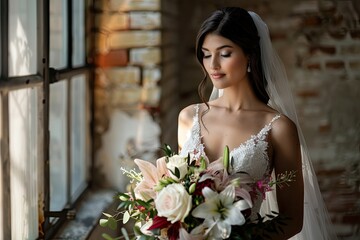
[
  {"xmin": 219, "ymin": 185, "xmax": 235, "ymax": 206},
  {"xmin": 204, "ymin": 219, "xmax": 219, "ymax": 238},
  {"xmin": 224, "ymin": 206, "xmax": 246, "ymax": 226},
  {"xmin": 192, "ymin": 202, "xmax": 219, "ymax": 219},
  {"xmin": 179, "ymin": 227, "xmax": 201, "ymax": 240},
  {"xmin": 217, "ymin": 221, "xmax": 232, "ymax": 239},
  {"xmin": 202, "ymin": 187, "xmax": 218, "ymax": 199},
  {"xmin": 234, "ymin": 199, "xmax": 251, "ymax": 211}
]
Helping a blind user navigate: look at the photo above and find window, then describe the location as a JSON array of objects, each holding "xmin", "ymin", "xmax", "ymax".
[{"xmin": 0, "ymin": 0, "xmax": 92, "ymax": 239}]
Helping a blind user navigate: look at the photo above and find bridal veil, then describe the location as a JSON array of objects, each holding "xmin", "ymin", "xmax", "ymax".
[{"xmin": 210, "ymin": 11, "xmax": 338, "ymax": 240}]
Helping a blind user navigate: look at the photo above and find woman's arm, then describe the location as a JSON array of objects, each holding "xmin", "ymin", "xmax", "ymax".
[{"xmin": 265, "ymin": 116, "xmax": 304, "ymax": 239}]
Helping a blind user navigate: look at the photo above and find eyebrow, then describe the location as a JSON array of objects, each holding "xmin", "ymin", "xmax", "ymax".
[{"xmin": 201, "ymin": 45, "xmax": 233, "ymax": 51}]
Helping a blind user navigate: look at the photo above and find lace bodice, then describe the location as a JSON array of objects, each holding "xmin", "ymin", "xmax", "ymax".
[{"xmin": 180, "ymin": 104, "xmax": 281, "ymax": 219}]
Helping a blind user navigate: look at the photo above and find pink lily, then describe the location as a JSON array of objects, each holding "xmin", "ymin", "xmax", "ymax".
[{"xmin": 134, "ymin": 157, "xmax": 168, "ymax": 201}]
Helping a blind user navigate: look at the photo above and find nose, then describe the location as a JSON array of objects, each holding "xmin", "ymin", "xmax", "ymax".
[{"xmin": 210, "ymin": 56, "xmax": 220, "ymax": 70}]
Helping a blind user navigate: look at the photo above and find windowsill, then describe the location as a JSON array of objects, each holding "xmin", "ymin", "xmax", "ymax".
[{"xmin": 52, "ymin": 188, "xmax": 116, "ymax": 240}]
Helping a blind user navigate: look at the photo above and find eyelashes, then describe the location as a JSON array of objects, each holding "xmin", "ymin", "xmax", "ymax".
[{"xmin": 203, "ymin": 53, "xmax": 232, "ymax": 59}]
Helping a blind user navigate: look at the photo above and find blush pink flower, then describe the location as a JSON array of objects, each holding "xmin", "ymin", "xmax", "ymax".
[{"xmin": 134, "ymin": 157, "xmax": 168, "ymax": 201}]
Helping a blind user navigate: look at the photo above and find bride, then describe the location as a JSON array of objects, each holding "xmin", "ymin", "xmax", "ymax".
[{"xmin": 178, "ymin": 7, "xmax": 337, "ymax": 240}]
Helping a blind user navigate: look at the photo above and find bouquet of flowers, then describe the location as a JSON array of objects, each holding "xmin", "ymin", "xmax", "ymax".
[{"xmin": 100, "ymin": 145, "xmax": 295, "ymax": 240}]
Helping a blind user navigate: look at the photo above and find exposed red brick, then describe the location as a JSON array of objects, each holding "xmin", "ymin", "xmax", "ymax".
[
  {"xmin": 94, "ymin": 49, "xmax": 128, "ymax": 67},
  {"xmin": 318, "ymin": 123, "xmax": 331, "ymax": 133},
  {"xmin": 325, "ymin": 61, "xmax": 345, "ymax": 69},
  {"xmin": 316, "ymin": 168, "xmax": 346, "ymax": 176},
  {"xmin": 270, "ymin": 32, "xmax": 287, "ymax": 40},
  {"xmin": 350, "ymin": 30, "xmax": 360, "ymax": 39},
  {"xmin": 309, "ymin": 45, "xmax": 336, "ymax": 55},
  {"xmin": 306, "ymin": 62, "xmax": 321, "ymax": 70},
  {"xmin": 297, "ymin": 90, "xmax": 319, "ymax": 98},
  {"xmin": 302, "ymin": 15, "xmax": 322, "ymax": 26}
]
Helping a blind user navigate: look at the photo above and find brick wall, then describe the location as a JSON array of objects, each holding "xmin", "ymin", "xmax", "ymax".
[{"xmin": 92, "ymin": 0, "xmax": 166, "ymax": 191}]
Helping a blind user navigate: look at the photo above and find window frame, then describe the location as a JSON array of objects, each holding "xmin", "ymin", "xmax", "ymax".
[{"xmin": 0, "ymin": 0, "xmax": 94, "ymax": 239}]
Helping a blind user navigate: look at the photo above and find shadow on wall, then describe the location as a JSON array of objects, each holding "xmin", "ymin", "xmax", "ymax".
[{"xmin": 95, "ymin": 109, "xmax": 161, "ymax": 192}]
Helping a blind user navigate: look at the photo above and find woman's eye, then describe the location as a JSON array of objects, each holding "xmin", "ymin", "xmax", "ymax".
[
  {"xmin": 221, "ymin": 53, "xmax": 231, "ymax": 57},
  {"xmin": 203, "ymin": 55, "xmax": 211, "ymax": 59}
]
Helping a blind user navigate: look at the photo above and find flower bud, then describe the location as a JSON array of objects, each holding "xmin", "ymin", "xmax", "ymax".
[{"xmin": 189, "ymin": 182, "xmax": 196, "ymax": 194}]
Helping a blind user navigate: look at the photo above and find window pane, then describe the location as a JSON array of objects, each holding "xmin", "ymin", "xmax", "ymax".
[
  {"xmin": 8, "ymin": 0, "xmax": 37, "ymax": 76},
  {"xmin": 71, "ymin": 75, "xmax": 88, "ymax": 200},
  {"xmin": 9, "ymin": 88, "xmax": 39, "ymax": 240},
  {"xmin": 72, "ymin": 0, "xmax": 85, "ymax": 67},
  {"xmin": 49, "ymin": 81, "xmax": 68, "ymax": 211},
  {"xmin": 50, "ymin": 0, "xmax": 68, "ymax": 69}
]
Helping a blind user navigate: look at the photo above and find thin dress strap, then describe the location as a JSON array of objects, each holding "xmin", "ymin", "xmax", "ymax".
[{"xmin": 256, "ymin": 114, "xmax": 281, "ymax": 141}]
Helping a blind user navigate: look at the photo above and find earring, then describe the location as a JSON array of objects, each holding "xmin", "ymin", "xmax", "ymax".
[{"xmin": 247, "ymin": 63, "xmax": 251, "ymax": 72}]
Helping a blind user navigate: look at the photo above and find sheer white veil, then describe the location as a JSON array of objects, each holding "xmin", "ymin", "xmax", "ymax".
[{"xmin": 210, "ymin": 11, "xmax": 337, "ymax": 240}]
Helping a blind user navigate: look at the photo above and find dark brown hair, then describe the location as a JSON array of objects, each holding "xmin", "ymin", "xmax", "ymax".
[{"xmin": 196, "ymin": 7, "xmax": 269, "ymax": 104}]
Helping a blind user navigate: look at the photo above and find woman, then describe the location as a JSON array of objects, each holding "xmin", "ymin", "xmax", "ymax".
[{"xmin": 178, "ymin": 7, "xmax": 337, "ymax": 240}]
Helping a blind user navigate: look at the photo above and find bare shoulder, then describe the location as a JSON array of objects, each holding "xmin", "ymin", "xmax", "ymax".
[
  {"xmin": 271, "ymin": 114, "xmax": 300, "ymax": 147},
  {"xmin": 178, "ymin": 103, "xmax": 204, "ymax": 149},
  {"xmin": 178, "ymin": 103, "xmax": 206, "ymax": 124},
  {"xmin": 272, "ymin": 114, "xmax": 298, "ymax": 134},
  {"xmin": 179, "ymin": 104, "xmax": 195, "ymax": 124}
]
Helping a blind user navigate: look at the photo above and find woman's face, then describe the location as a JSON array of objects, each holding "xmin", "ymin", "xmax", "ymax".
[{"xmin": 201, "ymin": 33, "xmax": 249, "ymax": 90}]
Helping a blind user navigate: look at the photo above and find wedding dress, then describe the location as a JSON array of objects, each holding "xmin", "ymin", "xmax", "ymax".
[{"xmin": 180, "ymin": 104, "xmax": 282, "ymax": 221}]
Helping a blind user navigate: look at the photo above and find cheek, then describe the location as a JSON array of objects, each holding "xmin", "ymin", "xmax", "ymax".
[
  {"xmin": 227, "ymin": 60, "xmax": 247, "ymax": 76},
  {"xmin": 202, "ymin": 60, "xmax": 210, "ymax": 72}
]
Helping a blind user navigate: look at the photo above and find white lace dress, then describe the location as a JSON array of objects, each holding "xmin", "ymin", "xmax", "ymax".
[{"xmin": 180, "ymin": 104, "xmax": 281, "ymax": 220}]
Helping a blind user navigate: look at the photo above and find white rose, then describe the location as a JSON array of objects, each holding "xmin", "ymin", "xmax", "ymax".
[
  {"xmin": 167, "ymin": 155, "xmax": 188, "ymax": 180},
  {"xmin": 155, "ymin": 183, "xmax": 192, "ymax": 223}
]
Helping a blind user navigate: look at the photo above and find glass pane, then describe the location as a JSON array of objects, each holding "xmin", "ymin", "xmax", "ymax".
[
  {"xmin": 72, "ymin": 0, "xmax": 85, "ymax": 67},
  {"xmin": 9, "ymin": 88, "xmax": 39, "ymax": 240},
  {"xmin": 70, "ymin": 75, "xmax": 88, "ymax": 200},
  {"xmin": 49, "ymin": 81, "xmax": 68, "ymax": 211},
  {"xmin": 8, "ymin": 0, "xmax": 37, "ymax": 76},
  {"xmin": 50, "ymin": 0, "xmax": 68, "ymax": 69}
]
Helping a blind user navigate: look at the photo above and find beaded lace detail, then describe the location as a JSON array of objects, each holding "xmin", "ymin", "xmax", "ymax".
[
  {"xmin": 180, "ymin": 104, "xmax": 206, "ymax": 160},
  {"xmin": 180, "ymin": 104, "xmax": 281, "ymax": 220}
]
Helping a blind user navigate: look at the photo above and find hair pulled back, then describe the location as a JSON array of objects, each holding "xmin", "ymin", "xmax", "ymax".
[{"xmin": 196, "ymin": 7, "xmax": 269, "ymax": 104}]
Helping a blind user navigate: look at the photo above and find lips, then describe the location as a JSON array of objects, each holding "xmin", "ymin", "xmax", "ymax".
[{"xmin": 211, "ymin": 73, "xmax": 225, "ymax": 79}]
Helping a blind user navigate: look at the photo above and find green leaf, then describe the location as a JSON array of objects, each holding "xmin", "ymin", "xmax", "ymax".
[
  {"xmin": 133, "ymin": 225, "xmax": 143, "ymax": 236},
  {"xmin": 107, "ymin": 217, "xmax": 117, "ymax": 230},
  {"xmin": 99, "ymin": 218, "xmax": 108, "ymax": 227},
  {"xmin": 118, "ymin": 192, "xmax": 130, "ymax": 201},
  {"xmin": 117, "ymin": 201, "xmax": 128, "ymax": 210},
  {"xmin": 101, "ymin": 233, "xmax": 115, "ymax": 240},
  {"xmin": 123, "ymin": 211, "xmax": 130, "ymax": 224},
  {"xmin": 102, "ymin": 212, "xmax": 113, "ymax": 218},
  {"xmin": 121, "ymin": 227, "xmax": 130, "ymax": 240},
  {"xmin": 161, "ymin": 144, "xmax": 174, "ymax": 157},
  {"xmin": 174, "ymin": 167, "xmax": 180, "ymax": 179}
]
